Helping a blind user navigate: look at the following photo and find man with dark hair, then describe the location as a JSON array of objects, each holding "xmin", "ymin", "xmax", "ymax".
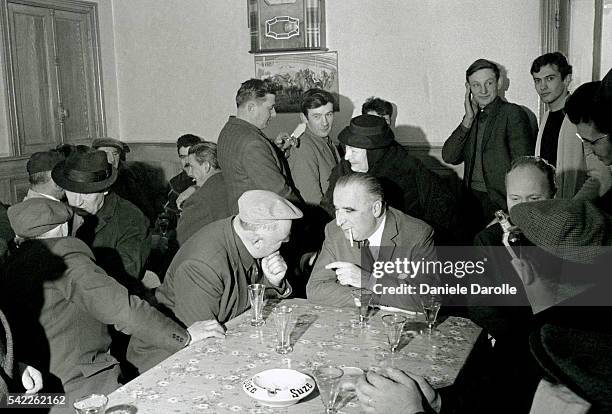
[
  {"xmin": 362, "ymin": 97, "xmax": 393, "ymax": 125},
  {"xmin": 307, "ymin": 173, "xmax": 436, "ymax": 310},
  {"xmin": 176, "ymin": 142, "xmax": 229, "ymax": 245},
  {"xmin": 443, "ymin": 58, "xmax": 535, "ymax": 235},
  {"xmin": 217, "ymin": 79, "xmax": 301, "ymax": 213},
  {"xmin": 165, "ymin": 134, "xmax": 203, "ymax": 219},
  {"xmin": 287, "ymin": 88, "xmax": 339, "ymax": 206},
  {"xmin": 24, "ymin": 150, "xmax": 66, "ymax": 202},
  {"xmin": 565, "ymin": 81, "xmax": 612, "ymax": 214},
  {"xmin": 530, "ymin": 53, "xmax": 607, "ymax": 200}
]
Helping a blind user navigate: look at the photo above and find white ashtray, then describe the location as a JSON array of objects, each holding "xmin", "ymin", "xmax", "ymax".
[{"xmin": 243, "ymin": 368, "xmax": 315, "ymax": 407}]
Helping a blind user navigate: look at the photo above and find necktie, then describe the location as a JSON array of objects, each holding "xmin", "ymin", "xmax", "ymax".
[
  {"xmin": 247, "ymin": 259, "xmax": 261, "ymax": 284},
  {"xmin": 361, "ymin": 239, "xmax": 376, "ymax": 272}
]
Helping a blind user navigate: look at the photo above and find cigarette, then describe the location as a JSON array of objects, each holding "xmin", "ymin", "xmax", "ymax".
[{"xmin": 349, "ymin": 228, "xmax": 354, "ymax": 247}]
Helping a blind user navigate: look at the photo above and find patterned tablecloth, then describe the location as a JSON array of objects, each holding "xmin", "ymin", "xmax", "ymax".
[{"xmin": 108, "ymin": 299, "xmax": 481, "ymax": 413}]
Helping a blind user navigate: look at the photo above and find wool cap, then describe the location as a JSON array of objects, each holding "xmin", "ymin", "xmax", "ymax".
[
  {"xmin": 510, "ymin": 199, "xmax": 612, "ymax": 264},
  {"xmin": 91, "ymin": 137, "xmax": 130, "ymax": 154},
  {"xmin": 338, "ymin": 114, "xmax": 395, "ymax": 149},
  {"xmin": 8, "ymin": 198, "xmax": 72, "ymax": 238},
  {"xmin": 238, "ymin": 190, "xmax": 303, "ymax": 224},
  {"xmin": 26, "ymin": 151, "xmax": 65, "ymax": 174}
]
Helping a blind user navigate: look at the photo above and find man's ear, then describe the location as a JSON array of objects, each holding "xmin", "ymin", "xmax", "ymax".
[
  {"xmin": 247, "ymin": 101, "xmax": 257, "ymax": 113},
  {"xmin": 299, "ymin": 113, "xmax": 308, "ymax": 124},
  {"xmin": 371, "ymin": 200, "xmax": 383, "ymax": 218},
  {"xmin": 563, "ymin": 74, "xmax": 572, "ymax": 88}
]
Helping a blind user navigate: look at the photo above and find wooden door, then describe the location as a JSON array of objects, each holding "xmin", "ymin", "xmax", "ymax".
[{"xmin": 7, "ymin": 2, "xmax": 60, "ymax": 154}]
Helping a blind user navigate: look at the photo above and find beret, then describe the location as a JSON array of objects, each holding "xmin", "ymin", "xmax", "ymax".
[
  {"xmin": 510, "ymin": 199, "xmax": 612, "ymax": 264},
  {"xmin": 8, "ymin": 198, "xmax": 72, "ymax": 238},
  {"xmin": 338, "ymin": 114, "xmax": 395, "ymax": 149},
  {"xmin": 26, "ymin": 151, "xmax": 65, "ymax": 174},
  {"xmin": 91, "ymin": 137, "xmax": 130, "ymax": 154},
  {"xmin": 238, "ymin": 190, "xmax": 303, "ymax": 224}
]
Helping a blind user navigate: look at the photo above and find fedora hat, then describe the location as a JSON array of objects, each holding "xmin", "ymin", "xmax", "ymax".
[
  {"xmin": 338, "ymin": 114, "xmax": 395, "ymax": 149},
  {"xmin": 52, "ymin": 149, "xmax": 118, "ymax": 194}
]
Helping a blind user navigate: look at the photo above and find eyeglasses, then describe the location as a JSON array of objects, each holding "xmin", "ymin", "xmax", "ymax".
[{"xmin": 576, "ymin": 132, "xmax": 609, "ymax": 145}]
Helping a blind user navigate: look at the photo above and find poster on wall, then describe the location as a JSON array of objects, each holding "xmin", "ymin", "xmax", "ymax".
[{"xmin": 254, "ymin": 51, "xmax": 338, "ymax": 113}]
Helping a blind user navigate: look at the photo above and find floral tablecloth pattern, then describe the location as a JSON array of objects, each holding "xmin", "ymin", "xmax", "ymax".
[{"xmin": 108, "ymin": 299, "xmax": 481, "ymax": 413}]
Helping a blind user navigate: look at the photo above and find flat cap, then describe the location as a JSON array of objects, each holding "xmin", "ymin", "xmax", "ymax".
[
  {"xmin": 26, "ymin": 151, "xmax": 65, "ymax": 174},
  {"xmin": 338, "ymin": 114, "xmax": 395, "ymax": 149},
  {"xmin": 238, "ymin": 190, "xmax": 303, "ymax": 224},
  {"xmin": 510, "ymin": 199, "xmax": 612, "ymax": 264},
  {"xmin": 8, "ymin": 198, "xmax": 73, "ymax": 238},
  {"xmin": 91, "ymin": 137, "xmax": 130, "ymax": 154}
]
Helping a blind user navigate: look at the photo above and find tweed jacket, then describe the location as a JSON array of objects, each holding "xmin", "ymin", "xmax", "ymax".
[
  {"xmin": 442, "ymin": 97, "xmax": 536, "ymax": 211},
  {"xmin": 74, "ymin": 192, "xmax": 150, "ymax": 282},
  {"xmin": 176, "ymin": 172, "xmax": 230, "ymax": 245},
  {"xmin": 128, "ymin": 217, "xmax": 291, "ymax": 371},
  {"xmin": 536, "ymin": 108, "xmax": 611, "ymax": 200},
  {"xmin": 0, "ymin": 237, "xmax": 189, "ymax": 389},
  {"xmin": 217, "ymin": 116, "xmax": 301, "ymax": 214},
  {"xmin": 287, "ymin": 128, "xmax": 339, "ymax": 205},
  {"xmin": 306, "ymin": 207, "xmax": 435, "ymax": 310}
]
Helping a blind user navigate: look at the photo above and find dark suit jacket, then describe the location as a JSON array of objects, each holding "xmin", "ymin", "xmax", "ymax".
[
  {"xmin": 176, "ymin": 173, "xmax": 229, "ymax": 245},
  {"xmin": 442, "ymin": 97, "xmax": 535, "ymax": 210},
  {"xmin": 217, "ymin": 116, "xmax": 301, "ymax": 214},
  {"xmin": 0, "ymin": 237, "xmax": 188, "ymax": 390},
  {"xmin": 306, "ymin": 207, "xmax": 435, "ymax": 310}
]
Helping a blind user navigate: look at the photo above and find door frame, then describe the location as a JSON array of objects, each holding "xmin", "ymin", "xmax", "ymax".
[{"xmin": 0, "ymin": 0, "xmax": 106, "ymax": 157}]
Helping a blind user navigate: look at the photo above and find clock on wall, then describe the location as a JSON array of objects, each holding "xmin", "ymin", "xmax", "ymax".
[{"xmin": 248, "ymin": 0, "xmax": 326, "ymax": 53}]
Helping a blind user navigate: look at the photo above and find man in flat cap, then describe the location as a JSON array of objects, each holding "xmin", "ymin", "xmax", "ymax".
[
  {"xmin": 128, "ymin": 190, "xmax": 302, "ymax": 371},
  {"xmin": 24, "ymin": 150, "xmax": 66, "ymax": 202},
  {"xmin": 92, "ymin": 137, "xmax": 157, "ymax": 223},
  {"xmin": 217, "ymin": 79, "xmax": 302, "ymax": 214},
  {"xmin": 307, "ymin": 173, "xmax": 436, "ymax": 311},
  {"xmin": 322, "ymin": 114, "xmax": 464, "ymax": 245},
  {"xmin": 0, "ymin": 197, "xmax": 224, "ymax": 412},
  {"xmin": 52, "ymin": 148, "xmax": 150, "ymax": 285}
]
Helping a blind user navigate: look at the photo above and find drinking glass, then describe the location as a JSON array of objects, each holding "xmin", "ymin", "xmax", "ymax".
[
  {"xmin": 73, "ymin": 394, "xmax": 108, "ymax": 414},
  {"xmin": 273, "ymin": 305, "xmax": 293, "ymax": 354},
  {"xmin": 382, "ymin": 314, "xmax": 407, "ymax": 354},
  {"xmin": 248, "ymin": 284, "xmax": 266, "ymax": 327},
  {"xmin": 420, "ymin": 295, "xmax": 442, "ymax": 335},
  {"xmin": 351, "ymin": 288, "xmax": 373, "ymax": 327},
  {"xmin": 313, "ymin": 366, "xmax": 344, "ymax": 414}
]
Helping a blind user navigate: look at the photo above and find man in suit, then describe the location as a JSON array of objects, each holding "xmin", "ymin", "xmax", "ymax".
[
  {"xmin": 443, "ymin": 58, "xmax": 535, "ymax": 234},
  {"xmin": 530, "ymin": 53, "xmax": 609, "ymax": 200},
  {"xmin": 217, "ymin": 79, "xmax": 301, "ymax": 214},
  {"xmin": 176, "ymin": 142, "xmax": 229, "ymax": 245},
  {"xmin": 306, "ymin": 173, "xmax": 436, "ymax": 311}
]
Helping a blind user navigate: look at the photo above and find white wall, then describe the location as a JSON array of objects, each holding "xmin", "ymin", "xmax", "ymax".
[
  {"xmin": 0, "ymin": 1, "xmax": 541, "ymax": 151},
  {"xmin": 110, "ymin": 0, "xmax": 541, "ymax": 147}
]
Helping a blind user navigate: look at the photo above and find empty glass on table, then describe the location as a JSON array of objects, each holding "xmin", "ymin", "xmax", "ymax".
[
  {"xmin": 273, "ymin": 305, "xmax": 293, "ymax": 354},
  {"xmin": 248, "ymin": 283, "xmax": 266, "ymax": 327},
  {"xmin": 313, "ymin": 366, "xmax": 344, "ymax": 414},
  {"xmin": 420, "ymin": 294, "xmax": 442, "ymax": 335},
  {"xmin": 382, "ymin": 313, "xmax": 407, "ymax": 354}
]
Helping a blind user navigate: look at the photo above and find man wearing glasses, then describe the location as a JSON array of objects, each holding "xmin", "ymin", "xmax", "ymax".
[{"xmin": 565, "ymin": 80, "xmax": 612, "ymax": 214}]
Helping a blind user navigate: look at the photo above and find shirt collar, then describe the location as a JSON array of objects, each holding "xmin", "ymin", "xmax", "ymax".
[
  {"xmin": 26, "ymin": 189, "xmax": 61, "ymax": 202},
  {"xmin": 367, "ymin": 213, "xmax": 387, "ymax": 248}
]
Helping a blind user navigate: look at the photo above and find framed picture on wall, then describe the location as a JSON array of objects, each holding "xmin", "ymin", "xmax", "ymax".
[{"xmin": 254, "ymin": 51, "xmax": 339, "ymax": 113}]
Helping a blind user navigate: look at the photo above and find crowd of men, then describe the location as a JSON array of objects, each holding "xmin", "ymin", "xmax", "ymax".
[{"xmin": 0, "ymin": 53, "xmax": 611, "ymax": 414}]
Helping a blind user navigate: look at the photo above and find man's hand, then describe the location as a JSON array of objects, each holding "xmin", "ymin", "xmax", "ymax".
[
  {"xmin": 462, "ymin": 82, "xmax": 478, "ymax": 128},
  {"xmin": 176, "ymin": 185, "xmax": 197, "ymax": 210},
  {"xmin": 187, "ymin": 320, "xmax": 226, "ymax": 344},
  {"xmin": 356, "ymin": 369, "xmax": 425, "ymax": 414},
  {"xmin": 262, "ymin": 251, "xmax": 288, "ymax": 287},
  {"xmin": 325, "ymin": 261, "xmax": 362, "ymax": 287},
  {"xmin": 18, "ymin": 363, "xmax": 43, "ymax": 394},
  {"xmin": 384, "ymin": 368, "xmax": 441, "ymax": 413}
]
